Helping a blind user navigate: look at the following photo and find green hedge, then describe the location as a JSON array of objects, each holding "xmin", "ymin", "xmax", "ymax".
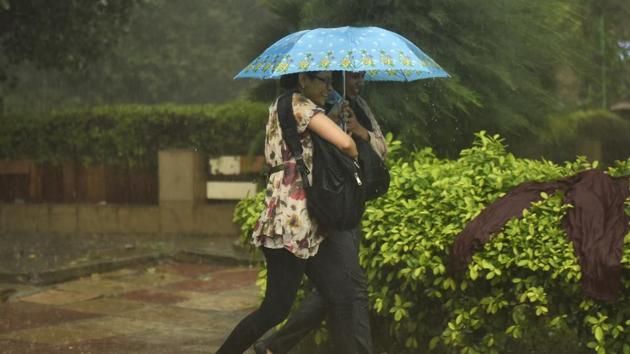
[
  {"xmin": 234, "ymin": 132, "xmax": 630, "ymax": 354},
  {"xmin": 539, "ymin": 109, "xmax": 630, "ymax": 165},
  {"xmin": 0, "ymin": 100, "xmax": 268, "ymax": 165}
]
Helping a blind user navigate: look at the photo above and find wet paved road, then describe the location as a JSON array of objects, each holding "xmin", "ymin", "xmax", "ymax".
[{"xmin": 0, "ymin": 261, "xmax": 260, "ymax": 353}]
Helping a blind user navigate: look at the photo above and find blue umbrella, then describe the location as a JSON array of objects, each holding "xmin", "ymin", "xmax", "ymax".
[{"xmin": 234, "ymin": 26, "xmax": 449, "ymax": 82}]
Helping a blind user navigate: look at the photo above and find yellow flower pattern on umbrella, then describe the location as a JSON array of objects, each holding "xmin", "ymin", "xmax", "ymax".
[
  {"xmin": 340, "ymin": 51, "xmax": 353, "ymax": 69},
  {"xmin": 298, "ymin": 53, "xmax": 313, "ymax": 70},
  {"xmin": 276, "ymin": 55, "xmax": 292, "ymax": 73},
  {"xmin": 252, "ymin": 60, "xmax": 264, "ymax": 72},
  {"xmin": 318, "ymin": 51, "xmax": 335, "ymax": 69},
  {"xmin": 380, "ymin": 50, "xmax": 394, "ymax": 66},
  {"xmin": 360, "ymin": 50, "xmax": 375, "ymax": 67},
  {"xmin": 399, "ymin": 51, "xmax": 413, "ymax": 67},
  {"xmin": 262, "ymin": 60, "xmax": 274, "ymax": 73}
]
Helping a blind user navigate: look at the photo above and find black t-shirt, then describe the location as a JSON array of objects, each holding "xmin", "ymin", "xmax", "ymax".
[{"xmin": 349, "ymin": 98, "xmax": 373, "ymax": 132}]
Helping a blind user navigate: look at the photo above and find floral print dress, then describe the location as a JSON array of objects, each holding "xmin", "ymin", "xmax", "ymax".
[{"xmin": 251, "ymin": 93, "xmax": 325, "ymax": 259}]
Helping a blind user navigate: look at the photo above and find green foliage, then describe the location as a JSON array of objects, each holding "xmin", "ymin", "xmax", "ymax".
[
  {"xmin": 0, "ymin": 100, "xmax": 268, "ymax": 165},
  {"xmin": 0, "ymin": 0, "xmax": 137, "ymax": 84},
  {"xmin": 539, "ymin": 109, "xmax": 630, "ymax": 165},
  {"xmin": 233, "ymin": 132, "xmax": 630, "ymax": 353},
  {"xmin": 258, "ymin": 0, "xmax": 589, "ymax": 157},
  {"xmin": 577, "ymin": 0, "xmax": 630, "ymax": 108},
  {"xmin": 3, "ymin": 0, "xmax": 272, "ymax": 111},
  {"xmin": 234, "ymin": 190, "xmax": 266, "ymax": 247},
  {"xmin": 250, "ymin": 0, "xmax": 630, "ymax": 159}
]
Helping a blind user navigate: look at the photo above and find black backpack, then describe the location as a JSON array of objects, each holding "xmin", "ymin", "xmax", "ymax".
[{"xmin": 277, "ymin": 92, "xmax": 366, "ymax": 230}]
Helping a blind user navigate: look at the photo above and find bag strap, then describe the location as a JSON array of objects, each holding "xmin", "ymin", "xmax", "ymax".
[{"xmin": 277, "ymin": 91, "xmax": 311, "ymax": 188}]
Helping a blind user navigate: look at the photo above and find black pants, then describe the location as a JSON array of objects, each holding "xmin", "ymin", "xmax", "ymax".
[
  {"xmin": 215, "ymin": 233, "xmax": 357, "ymax": 354},
  {"xmin": 258, "ymin": 226, "xmax": 372, "ymax": 354}
]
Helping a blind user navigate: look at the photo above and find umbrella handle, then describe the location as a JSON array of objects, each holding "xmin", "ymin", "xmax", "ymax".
[
  {"xmin": 342, "ymin": 71, "xmax": 346, "ymax": 102},
  {"xmin": 342, "ymin": 71, "xmax": 348, "ymax": 133}
]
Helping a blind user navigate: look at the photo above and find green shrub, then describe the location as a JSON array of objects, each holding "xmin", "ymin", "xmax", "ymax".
[
  {"xmin": 0, "ymin": 100, "xmax": 268, "ymax": 165},
  {"xmin": 234, "ymin": 132, "xmax": 630, "ymax": 353}
]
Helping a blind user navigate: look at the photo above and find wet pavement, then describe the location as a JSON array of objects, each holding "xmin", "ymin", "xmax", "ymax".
[
  {"xmin": 0, "ymin": 233, "xmax": 261, "ymax": 285},
  {"xmin": 0, "ymin": 260, "xmax": 261, "ymax": 353}
]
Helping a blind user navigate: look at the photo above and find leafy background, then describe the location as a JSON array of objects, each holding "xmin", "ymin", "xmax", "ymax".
[{"xmin": 2, "ymin": 0, "xmax": 629, "ymax": 162}]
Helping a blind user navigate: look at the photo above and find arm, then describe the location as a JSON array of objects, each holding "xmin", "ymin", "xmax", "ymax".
[
  {"xmin": 308, "ymin": 112, "xmax": 358, "ymax": 158},
  {"xmin": 344, "ymin": 107, "xmax": 370, "ymax": 141}
]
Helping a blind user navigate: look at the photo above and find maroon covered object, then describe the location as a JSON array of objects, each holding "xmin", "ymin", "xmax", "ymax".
[{"xmin": 449, "ymin": 169, "xmax": 629, "ymax": 302}]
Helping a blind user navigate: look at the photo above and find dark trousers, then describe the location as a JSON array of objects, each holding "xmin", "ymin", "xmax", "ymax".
[
  {"xmin": 215, "ymin": 233, "xmax": 357, "ymax": 354},
  {"xmin": 259, "ymin": 226, "xmax": 373, "ymax": 354}
]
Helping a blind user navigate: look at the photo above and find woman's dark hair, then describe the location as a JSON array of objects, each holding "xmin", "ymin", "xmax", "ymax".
[
  {"xmin": 279, "ymin": 71, "xmax": 322, "ymax": 91},
  {"xmin": 279, "ymin": 73, "xmax": 299, "ymax": 90},
  {"xmin": 331, "ymin": 71, "xmax": 344, "ymax": 93}
]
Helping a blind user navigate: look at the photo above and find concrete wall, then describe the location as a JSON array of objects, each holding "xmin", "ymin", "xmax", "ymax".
[
  {"xmin": 0, "ymin": 149, "xmax": 250, "ymax": 237},
  {"xmin": 0, "ymin": 203, "xmax": 239, "ymax": 236}
]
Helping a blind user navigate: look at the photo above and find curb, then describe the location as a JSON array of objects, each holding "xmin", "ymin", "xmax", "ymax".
[
  {"xmin": 0, "ymin": 253, "xmax": 166, "ymax": 286},
  {"xmin": 0, "ymin": 249, "xmax": 263, "ymax": 286},
  {"xmin": 172, "ymin": 250, "xmax": 261, "ymax": 268}
]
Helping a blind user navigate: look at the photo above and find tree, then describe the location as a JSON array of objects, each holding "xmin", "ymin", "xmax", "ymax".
[
  {"xmin": 254, "ymin": 0, "xmax": 614, "ymax": 157},
  {"xmin": 61, "ymin": 0, "xmax": 269, "ymax": 104},
  {"xmin": 0, "ymin": 0, "xmax": 137, "ymax": 113},
  {"xmin": 3, "ymin": 0, "xmax": 273, "ymax": 110},
  {"xmin": 575, "ymin": 0, "xmax": 630, "ymax": 108},
  {"xmin": 0, "ymin": 0, "xmax": 137, "ymax": 81}
]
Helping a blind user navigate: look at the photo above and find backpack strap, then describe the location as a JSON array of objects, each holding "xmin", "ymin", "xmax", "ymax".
[{"xmin": 277, "ymin": 92, "xmax": 311, "ymax": 188}]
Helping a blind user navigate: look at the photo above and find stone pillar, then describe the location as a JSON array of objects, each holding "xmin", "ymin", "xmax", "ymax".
[
  {"xmin": 158, "ymin": 149, "xmax": 206, "ymax": 207},
  {"xmin": 158, "ymin": 149, "xmax": 206, "ymax": 235}
]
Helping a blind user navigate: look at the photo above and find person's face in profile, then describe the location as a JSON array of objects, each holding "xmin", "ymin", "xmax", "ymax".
[
  {"xmin": 300, "ymin": 71, "xmax": 332, "ymax": 107},
  {"xmin": 345, "ymin": 71, "xmax": 365, "ymax": 99}
]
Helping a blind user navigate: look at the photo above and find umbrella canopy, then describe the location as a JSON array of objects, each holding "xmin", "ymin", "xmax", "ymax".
[{"xmin": 234, "ymin": 26, "xmax": 448, "ymax": 81}]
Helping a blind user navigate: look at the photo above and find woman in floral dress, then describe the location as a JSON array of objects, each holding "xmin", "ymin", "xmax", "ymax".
[
  {"xmin": 253, "ymin": 71, "xmax": 385, "ymax": 354},
  {"xmin": 216, "ymin": 71, "xmax": 360, "ymax": 354}
]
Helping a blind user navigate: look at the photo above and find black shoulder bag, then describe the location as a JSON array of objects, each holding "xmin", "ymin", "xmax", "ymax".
[
  {"xmin": 353, "ymin": 136, "xmax": 390, "ymax": 201},
  {"xmin": 277, "ymin": 92, "xmax": 366, "ymax": 230}
]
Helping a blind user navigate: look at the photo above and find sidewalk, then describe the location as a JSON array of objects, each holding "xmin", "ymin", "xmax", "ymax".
[
  {"xmin": 0, "ymin": 234, "xmax": 331, "ymax": 353},
  {"xmin": 0, "ymin": 259, "xmax": 260, "ymax": 353},
  {"xmin": 0, "ymin": 233, "xmax": 267, "ymax": 353}
]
